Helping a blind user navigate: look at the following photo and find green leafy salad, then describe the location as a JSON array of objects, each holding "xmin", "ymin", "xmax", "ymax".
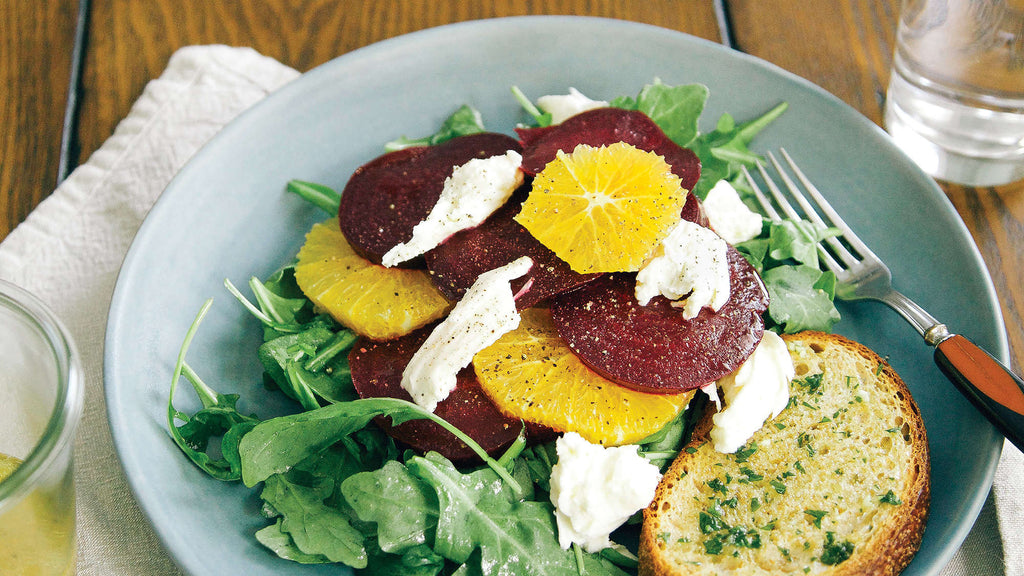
[{"xmin": 168, "ymin": 80, "xmax": 841, "ymax": 575}]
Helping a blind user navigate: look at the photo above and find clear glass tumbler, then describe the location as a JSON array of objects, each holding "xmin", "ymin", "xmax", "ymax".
[
  {"xmin": 884, "ymin": 0, "xmax": 1024, "ymax": 186},
  {"xmin": 0, "ymin": 279, "xmax": 83, "ymax": 575}
]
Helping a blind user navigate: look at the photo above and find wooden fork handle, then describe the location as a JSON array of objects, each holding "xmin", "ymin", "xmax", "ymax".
[{"xmin": 934, "ymin": 334, "xmax": 1024, "ymax": 452}]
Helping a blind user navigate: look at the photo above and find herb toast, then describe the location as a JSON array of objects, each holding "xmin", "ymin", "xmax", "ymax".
[{"xmin": 639, "ymin": 331, "xmax": 930, "ymax": 576}]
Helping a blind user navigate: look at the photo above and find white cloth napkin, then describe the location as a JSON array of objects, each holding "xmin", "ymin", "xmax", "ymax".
[{"xmin": 0, "ymin": 45, "xmax": 1018, "ymax": 576}]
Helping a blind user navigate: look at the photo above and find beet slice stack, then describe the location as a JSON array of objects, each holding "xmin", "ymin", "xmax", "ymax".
[
  {"xmin": 337, "ymin": 133, "xmax": 522, "ymax": 265},
  {"xmin": 424, "ymin": 188, "xmax": 601, "ymax": 309}
]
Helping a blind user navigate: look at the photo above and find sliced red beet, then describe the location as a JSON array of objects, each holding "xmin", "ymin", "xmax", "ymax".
[
  {"xmin": 337, "ymin": 133, "xmax": 522, "ymax": 265},
  {"xmin": 549, "ymin": 247, "xmax": 768, "ymax": 393},
  {"xmin": 423, "ymin": 187, "xmax": 601, "ymax": 309},
  {"xmin": 349, "ymin": 326, "xmax": 552, "ymax": 462},
  {"xmin": 516, "ymin": 108, "xmax": 701, "ymax": 193},
  {"xmin": 680, "ymin": 190, "xmax": 708, "ymax": 227}
]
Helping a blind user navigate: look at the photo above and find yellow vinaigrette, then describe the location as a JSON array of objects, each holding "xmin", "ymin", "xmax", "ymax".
[
  {"xmin": 0, "ymin": 452, "xmax": 77, "ymax": 576},
  {"xmin": 0, "ymin": 452, "xmax": 19, "ymax": 482}
]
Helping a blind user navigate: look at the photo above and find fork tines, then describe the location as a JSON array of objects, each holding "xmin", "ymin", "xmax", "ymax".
[{"xmin": 741, "ymin": 149, "xmax": 878, "ymax": 274}]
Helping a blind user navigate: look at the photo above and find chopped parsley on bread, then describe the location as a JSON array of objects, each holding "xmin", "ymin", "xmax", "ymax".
[{"xmin": 639, "ymin": 331, "xmax": 930, "ymax": 576}]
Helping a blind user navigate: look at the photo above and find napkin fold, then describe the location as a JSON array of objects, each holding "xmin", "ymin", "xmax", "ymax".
[{"xmin": 0, "ymin": 44, "xmax": 1018, "ymax": 576}]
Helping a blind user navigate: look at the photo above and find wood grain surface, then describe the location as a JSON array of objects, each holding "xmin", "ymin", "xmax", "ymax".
[
  {"xmin": 76, "ymin": 0, "xmax": 722, "ymax": 165},
  {"xmin": 729, "ymin": 0, "xmax": 900, "ymax": 124},
  {"xmin": 1, "ymin": 0, "xmax": 1021, "ymax": 370},
  {"xmin": 0, "ymin": 0, "xmax": 78, "ymax": 239}
]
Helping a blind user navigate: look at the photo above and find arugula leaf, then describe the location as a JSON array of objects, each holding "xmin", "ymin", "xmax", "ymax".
[
  {"xmin": 239, "ymin": 398, "xmax": 521, "ymax": 494},
  {"xmin": 385, "ymin": 105, "xmax": 485, "ymax": 151},
  {"xmin": 250, "ymin": 274, "xmax": 309, "ymax": 327},
  {"xmin": 636, "ymin": 407, "xmax": 699, "ymax": 471},
  {"xmin": 449, "ymin": 552, "xmax": 486, "ymax": 576},
  {"xmin": 167, "ymin": 300, "xmax": 261, "ymax": 481},
  {"xmin": 240, "ymin": 400, "xmax": 390, "ymax": 487},
  {"xmin": 600, "ymin": 544, "xmax": 640, "ymax": 570},
  {"xmin": 815, "ymin": 268, "xmax": 838, "ymax": 301},
  {"xmin": 766, "ymin": 219, "xmax": 840, "ymax": 269},
  {"xmin": 511, "ymin": 85, "xmax": 553, "ymax": 127},
  {"xmin": 762, "ymin": 265, "xmax": 841, "ymax": 333},
  {"xmin": 736, "ymin": 236, "xmax": 771, "ymax": 272},
  {"xmin": 361, "ymin": 542, "xmax": 448, "ymax": 576},
  {"xmin": 286, "ymin": 180, "xmax": 341, "ymax": 216},
  {"xmin": 342, "ymin": 460, "xmax": 440, "ymax": 553},
  {"xmin": 224, "ymin": 276, "xmax": 308, "ymax": 336},
  {"xmin": 638, "ymin": 405, "xmax": 690, "ymax": 449},
  {"xmin": 406, "ymin": 453, "xmax": 628, "ymax": 575},
  {"xmin": 519, "ymin": 442, "xmax": 557, "ymax": 493},
  {"xmin": 341, "ymin": 427, "xmax": 401, "ymax": 474},
  {"xmin": 255, "ymin": 520, "xmax": 332, "ymax": 564},
  {"xmin": 257, "ymin": 318, "xmax": 358, "ymax": 407},
  {"xmin": 735, "ymin": 217, "xmax": 842, "ymax": 333},
  {"xmin": 225, "ymin": 270, "xmax": 358, "ymax": 409},
  {"xmin": 169, "ymin": 392, "xmax": 257, "ymax": 482},
  {"xmin": 220, "ymin": 419, "xmax": 258, "ymax": 477},
  {"xmin": 262, "ymin": 264, "xmax": 306, "ymax": 300},
  {"xmin": 626, "ymin": 80, "xmax": 709, "ymax": 147},
  {"xmin": 689, "ymin": 102, "xmax": 788, "ymax": 199},
  {"xmin": 261, "ymin": 472, "xmax": 367, "ymax": 567}
]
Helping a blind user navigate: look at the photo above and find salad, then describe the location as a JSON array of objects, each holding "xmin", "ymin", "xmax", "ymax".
[{"xmin": 168, "ymin": 80, "xmax": 841, "ymax": 575}]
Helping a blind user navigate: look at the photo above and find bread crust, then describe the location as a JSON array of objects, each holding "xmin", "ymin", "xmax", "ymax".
[{"xmin": 639, "ymin": 331, "xmax": 930, "ymax": 576}]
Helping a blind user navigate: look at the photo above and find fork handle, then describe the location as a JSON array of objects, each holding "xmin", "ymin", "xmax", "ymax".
[{"xmin": 934, "ymin": 334, "xmax": 1024, "ymax": 452}]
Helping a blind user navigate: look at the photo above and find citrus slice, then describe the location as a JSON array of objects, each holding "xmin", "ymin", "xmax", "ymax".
[
  {"xmin": 473, "ymin": 307, "xmax": 694, "ymax": 446},
  {"xmin": 294, "ymin": 219, "xmax": 452, "ymax": 340},
  {"xmin": 514, "ymin": 142, "xmax": 687, "ymax": 274}
]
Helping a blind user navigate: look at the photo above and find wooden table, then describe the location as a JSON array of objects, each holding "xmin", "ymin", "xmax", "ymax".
[{"xmin": 4, "ymin": 2, "xmax": 1022, "ymax": 408}]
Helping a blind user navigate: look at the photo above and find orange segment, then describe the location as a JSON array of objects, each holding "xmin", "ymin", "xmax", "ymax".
[
  {"xmin": 294, "ymin": 219, "xmax": 451, "ymax": 340},
  {"xmin": 514, "ymin": 142, "xmax": 687, "ymax": 274},
  {"xmin": 473, "ymin": 308, "xmax": 694, "ymax": 446}
]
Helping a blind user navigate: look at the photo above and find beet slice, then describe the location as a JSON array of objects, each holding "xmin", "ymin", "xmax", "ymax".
[
  {"xmin": 349, "ymin": 326, "xmax": 552, "ymax": 462},
  {"xmin": 516, "ymin": 108, "xmax": 701, "ymax": 192},
  {"xmin": 680, "ymin": 190, "xmax": 709, "ymax": 228},
  {"xmin": 423, "ymin": 187, "xmax": 601, "ymax": 309},
  {"xmin": 337, "ymin": 133, "xmax": 522, "ymax": 265},
  {"xmin": 549, "ymin": 247, "xmax": 768, "ymax": 393}
]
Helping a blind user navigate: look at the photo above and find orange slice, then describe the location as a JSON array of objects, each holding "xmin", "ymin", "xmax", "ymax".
[
  {"xmin": 294, "ymin": 219, "xmax": 451, "ymax": 340},
  {"xmin": 473, "ymin": 307, "xmax": 694, "ymax": 446},
  {"xmin": 514, "ymin": 142, "xmax": 687, "ymax": 274}
]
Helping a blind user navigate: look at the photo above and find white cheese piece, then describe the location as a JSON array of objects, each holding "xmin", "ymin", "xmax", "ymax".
[
  {"xmin": 634, "ymin": 219, "xmax": 731, "ymax": 319},
  {"xmin": 709, "ymin": 331, "xmax": 795, "ymax": 453},
  {"xmin": 702, "ymin": 179, "xmax": 765, "ymax": 245},
  {"xmin": 382, "ymin": 151, "xmax": 524, "ymax": 267},
  {"xmin": 537, "ymin": 88, "xmax": 609, "ymax": 125},
  {"xmin": 549, "ymin": 432, "xmax": 662, "ymax": 553},
  {"xmin": 400, "ymin": 256, "xmax": 532, "ymax": 412}
]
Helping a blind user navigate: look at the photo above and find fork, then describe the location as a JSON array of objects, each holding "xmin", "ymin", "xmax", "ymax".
[{"xmin": 743, "ymin": 149, "xmax": 1024, "ymax": 452}]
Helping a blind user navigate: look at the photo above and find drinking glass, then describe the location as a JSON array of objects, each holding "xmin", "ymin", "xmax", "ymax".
[
  {"xmin": 884, "ymin": 0, "xmax": 1024, "ymax": 186},
  {"xmin": 0, "ymin": 279, "xmax": 83, "ymax": 575}
]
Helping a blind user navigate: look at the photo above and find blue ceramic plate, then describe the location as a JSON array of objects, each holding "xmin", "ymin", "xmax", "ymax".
[{"xmin": 105, "ymin": 16, "xmax": 1005, "ymax": 576}]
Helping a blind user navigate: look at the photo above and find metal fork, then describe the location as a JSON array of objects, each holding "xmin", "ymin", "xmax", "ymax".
[{"xmin": 743, "ymin": 149, "xmax": 1024, "ymax": 452}]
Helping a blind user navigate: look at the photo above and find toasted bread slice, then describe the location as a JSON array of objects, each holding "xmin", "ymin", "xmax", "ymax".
[{"xmin": 639, "ymin": 331, "xmax": 929, "ymax": 576}]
